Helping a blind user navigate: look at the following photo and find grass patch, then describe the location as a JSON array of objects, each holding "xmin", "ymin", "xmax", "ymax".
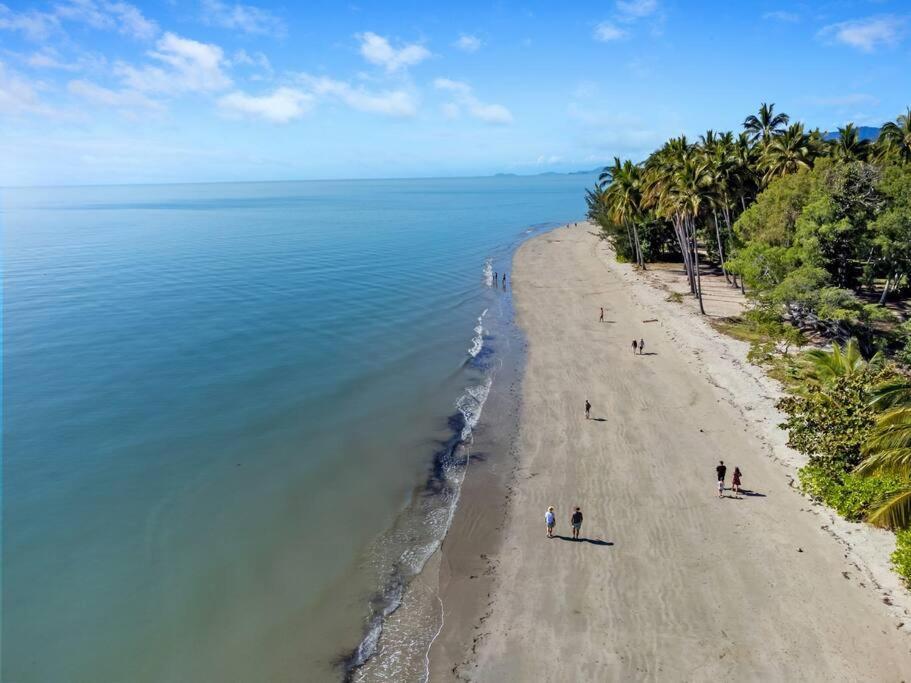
[
  {"xmin": 893, "ymin": 529, "xmax": 911, "ymax": 586},
  {"xmin": 665, "ymin": 291, "xmax": 684, "ymax": 304}
]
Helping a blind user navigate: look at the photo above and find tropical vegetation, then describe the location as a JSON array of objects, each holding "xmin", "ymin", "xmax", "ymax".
[{"xmin": 586, "ymin": 104, "xmax": 911, "ymax": 582}]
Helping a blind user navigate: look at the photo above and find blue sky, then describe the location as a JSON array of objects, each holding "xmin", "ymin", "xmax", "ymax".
[{"xmin": 0, "ymin": 0, "xmax": 909, "ymax": 185}]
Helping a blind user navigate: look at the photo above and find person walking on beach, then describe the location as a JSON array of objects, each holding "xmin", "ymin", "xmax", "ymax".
[
  {"xmin": 732, "ymin": 467, "xmax": 742, "ymax": 498},
  {"xmin": 493, "ymin": 271, "xmax": 498, "ymax": 286},
  {"xmin": 639, "ymin": 338, "xmax": 645, "ymax": 355},
  {"xmin": 585, "ymin": 399, "xmax": 591, "ymax": 420},
  {"xmin": 599, "ymin": 307, "xmax": 604, "ymax": 323},
  {"xmin": 571, "ymin": 507, "xmax": 583, "ymax": 540},
  {"xmin": 716, "ymin": 460, "xmax": 727, "ymax": 498},
  {"xmin": 503, "ymin": 273, "xmax": 507, "ymax": 288},
  {"xmin": 545, "ymin": 506, "xmax": 556, "ymax": 538},
  {"xmin": 631, "ymin": 339, "xmax": 638, "ymax": 354}
]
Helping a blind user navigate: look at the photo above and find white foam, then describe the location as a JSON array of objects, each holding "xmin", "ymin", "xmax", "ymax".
[
  {"xmin": 483, "ymin": 258, "xmax": 493, "ymax": 287},
  {"xmin": 455, "ymin": 376, "xmax": 493, "ymax": 442},
  {"xmin": 468, "ymin": 308, "xmax": 488, "ymax": 357}
]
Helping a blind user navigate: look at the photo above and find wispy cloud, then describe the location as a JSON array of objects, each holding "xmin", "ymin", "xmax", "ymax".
[
  {"xmin": 356, "ymin": 32, "xmax": 430, "ymax": 72},
  {"xmin": 218, "ymin": 87, "xmax": 311, "ymax": 122},
  {"xmin": 763, "ymin": 10, "xmax": 800, "ymax": 23},
  {"xmin": 818, "ymin": 15, "xmax": 907, "ymax": 52},
  {"xmin": 201, "ymin": 0, "xmax": 285, "ymax": 37},
  {"xmin": 0, "ymin": 4, "xmax": 59, "ymax": 41},
  {"xmin": 116, "ymin": 32, "xmax": 231, "ymax": 94},
  {"xmin": 433, "ymin": 77, "xmax": 512, "ymax": 125},
  {"xmin": 453, "ymin": 34, "xmax": 481, "ymax": 52},
  {"xmin": 615, "ymin": 0, "xmax": 657, "ymax": 22},
  {"xmin": 804, "ymin": 93, "xmax": 879, "ymax": 108},
  {"xmin": 55, "ymin": 0, "xmax": 159, "ymax": 41},
  {"xmin": 303, "ymin": 75, "xmax": 417, "ymax": 117},
  {"xmin": 593, "ymin": 21, "xmax": 625, "ymax": 42},
  {"xmin": 68, "ymin": 78, "xmax": 163, "ymax": 113},
  {"xmin": 0, "ymin": 62, "xmax": 59, "ymax": 116}
]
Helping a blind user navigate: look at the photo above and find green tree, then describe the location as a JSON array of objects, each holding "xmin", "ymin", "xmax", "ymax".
[
  {"xmin": 878, "ymin": 107, "xmax": 911, "ymax": 163},
  {"xmin": 743, "ymin": 102, "xmax": 789, "ymax": 145}
]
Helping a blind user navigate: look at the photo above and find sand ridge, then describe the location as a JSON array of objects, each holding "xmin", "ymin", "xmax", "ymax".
[{"xmin": 454, "ymin": 222, "xmax": 911, "ymax": 681}]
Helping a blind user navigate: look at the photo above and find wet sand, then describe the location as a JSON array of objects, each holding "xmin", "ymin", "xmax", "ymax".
[{"xmin": 433, "ymin": 221, "xmax": 911, "ymax": 681}]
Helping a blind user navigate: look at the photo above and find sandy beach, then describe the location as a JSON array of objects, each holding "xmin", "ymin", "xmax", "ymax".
[{"xmin": 432, "ymin": 221, "xmax": 911, "ymax": 681}]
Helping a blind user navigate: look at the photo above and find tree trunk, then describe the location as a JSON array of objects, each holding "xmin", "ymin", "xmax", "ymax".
[
  {"xmin": 879, "ymin": 269, "xmax": 894, "ymax": 305},
  {"xmin": 631, "ymin": 222, "xmax": 646, "ymax": 270},
  {"xmin": 713, "ymin": 209, "xmax": 729, "ymax": 283},
  {"xmin": 689, "ymin": 215, "xmax": 706, "ymax": 315},
  {"xmin": 674, "ymin": 215, "xmax": 695, "ymax": 294},
  {"xmin": 624, "ymin": 222, "xmax": 635, "ymax": 263}
]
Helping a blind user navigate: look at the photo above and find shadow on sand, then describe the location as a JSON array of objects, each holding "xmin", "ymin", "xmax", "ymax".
[
  {"xmin": 591, "ymin": 417, "xmax": 608, "ymax": 422},
  {"xmin": 554, "ymin": 535, "xmax": 613, "ymax": 546}
]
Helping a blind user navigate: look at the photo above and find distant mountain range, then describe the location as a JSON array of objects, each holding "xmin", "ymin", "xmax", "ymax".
[{"xmin": 822, "ymin": 125, "xmax": 881, "ymax": 141}]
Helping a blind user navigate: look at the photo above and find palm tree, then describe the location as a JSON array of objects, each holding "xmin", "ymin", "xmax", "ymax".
[
  {"xmin": 878, "ymin": 107, "xmax": 911, "ymax": 162},
  {"xmin": 599, "ymin": 157, "xmax": 645, "ymax": 268},
  {"xmin": 743, "ymin": 102, "xmax": 789, "ymax": 146},
  {"xmin": 800, "ymin": 338, "xmax": 881, "ymax": 386},
  {"xmin": 761, "ymin": 123, "xmax": 814, "ymax": 185},
  {"xmin": 830, "ymin": 123, "xmax": 870, "ymax": 161},
  {"xmin": 856, "ymin": 379, "xmax": 911, "ymax": 528}
]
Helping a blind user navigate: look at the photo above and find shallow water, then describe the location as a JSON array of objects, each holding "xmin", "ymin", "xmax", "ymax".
[{"xmin": 1, "ymin": 175, "xmax": 592, "ymax": 681}]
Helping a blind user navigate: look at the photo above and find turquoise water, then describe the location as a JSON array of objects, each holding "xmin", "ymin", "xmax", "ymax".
[{"xmin": 1, "ymin": 175, "xmax": 591, "ymax": 681}]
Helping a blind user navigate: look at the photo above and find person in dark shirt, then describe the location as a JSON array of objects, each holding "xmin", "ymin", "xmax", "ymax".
[
  {"xmin": 571, "ymin": 507, "xmax": 583, "ymax": 540},
  {"xmin": 716, "ymin": 460, "xmax": 727, "ymax": 498},
  {"xmin": 584, "ymin": 400, "xmax": 591, "ymax": 419}
]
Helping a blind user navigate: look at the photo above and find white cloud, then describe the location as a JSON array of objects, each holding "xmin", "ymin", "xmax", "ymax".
[
  {"xmin": 356, "ymin": 32, "xmax": 430, "ymax": 72},
  {"xmin": 68, "ymin": 78, "xmax": 163, "ymax": 112},
  {"xmin": 454, "ymin": 34, "xmax": 481, "ymax": 52},
  {"xmin": 536, "ymin": 155, "xmax": 562, "ymax": 165},
  {"xmin": 201, "ymin": 0, "xmax": 285, "ymax": 37},
  {"xmin": 0, "ymin": 62, "xmax": 58, "ymax": 116},
  {"xmin": 615, "ymin": 0, "xmax": 657, "ymax": 21},
  {"xmin": 763, "ymin": 10, "xmax": 799, "ymax": 23},
  {"xmin": 818, "ymin": 15, "xmax": 906, "ymax": 52},
  {"xmin": 54, "ymin": 0, "xmax": 159, "ymax": 40},
  {"xmin": 218, "ymin": 87, "xmax": 312, "ymax": 122},
  {"xmin": 117, "ymin": 32, "xmax": 231, "ymax": 94},
  {"xmin": 301, "ymin": 75, "xmax": 417, "ymax": 117},
  {"xmin": 0, "ymin": 4, "xmax": 59, "ymax": 40},
  {"xmin": 594, "ymin": 21, "xmax": 625, "ymax": 42},
  {"xmin": 433, "ymin": 77, "xmax": 512, "ymax": 125}
]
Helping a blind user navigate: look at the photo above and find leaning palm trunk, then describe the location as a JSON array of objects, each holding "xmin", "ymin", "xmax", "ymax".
[
  {"xmin": 880, "ymin": 269, "xmax": 894, "ymax": 305},
  {"xmin": 631, "ymin": 222, "xmax": 645, "ymax": 270},
  {"xmin": 623, "ymin": 221, "xmax": 635, "ymax": 263},
  {"xmin": 712, "ymin": 209, "xmax": 729, "ymax": 283},
  {"xmin": 688, "ymin": 215, "xmax": 706, "ymax": 315},
  {"xmin": 673, "ymin": 214, "xmax": 695, "ymax": 294}
]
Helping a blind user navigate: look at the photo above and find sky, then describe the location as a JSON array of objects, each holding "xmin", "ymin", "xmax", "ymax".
[{"xmin": 0, "ymin": 0, "xmax": 910, "ymax": 186}]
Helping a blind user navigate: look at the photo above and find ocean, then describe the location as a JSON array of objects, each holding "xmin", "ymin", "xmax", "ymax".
[{"xmin": 1, "ymin": 175, "xmax": 592, "ymax": 681}]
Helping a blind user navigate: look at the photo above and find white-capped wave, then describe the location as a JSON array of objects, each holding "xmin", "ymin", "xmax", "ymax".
[
  {"xmin": 468, "ymin": 308, "xmax": 488, "ymax": 357},
  {"xmin": 455, "ymin": 376, "xmax": 493, "ymax": 442},
  {"xmin": 483, "ymin": 258, "xmax": 493, "ymax": 287}
]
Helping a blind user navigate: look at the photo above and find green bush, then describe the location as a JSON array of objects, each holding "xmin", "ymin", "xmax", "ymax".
[
  {"xmin": 892, "ymin": 529, "xmax": 911, "ymax": 585},
  {"xmin": 799, "ymin": 461, "xmax": 905, "ymax": 522}
]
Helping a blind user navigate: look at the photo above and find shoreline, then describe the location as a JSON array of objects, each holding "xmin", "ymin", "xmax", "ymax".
[{"xmin": 433, "ymin": 221, "xmax": 911, "ymax": 680}]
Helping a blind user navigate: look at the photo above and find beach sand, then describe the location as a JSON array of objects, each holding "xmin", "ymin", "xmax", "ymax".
[{"xmin": 432, "ymin": 221, "xmax": 911, "ymax": 680}]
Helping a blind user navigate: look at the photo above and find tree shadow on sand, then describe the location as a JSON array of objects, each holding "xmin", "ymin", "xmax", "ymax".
[{"xmin": 554, "ymin": 535, "xmax": 613, "ymax": 546}]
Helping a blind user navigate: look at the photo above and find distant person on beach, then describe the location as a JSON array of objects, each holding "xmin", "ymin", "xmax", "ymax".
[
  {"xmin": 503, "ymin": 273, "xmax": 507, "ymax": 287},
  {"xmin": 599, "ymin": 307, "xmax": 604, "ymax": 322},
  {"xmin": 631, "ymin": 339, "xmax": 638, "ymax": 353},
  {"xmin": 585, "ymin": 400, "xmax": 591, "ymax": 419},
  {"xmin": 494, "ymin": 272, "xmax": 498, "ymax": 286},
  {"xmin": 571, "ymin": 507, "xmax": 583, "ymax": 540},
  {"xmin": 732, "ymin": 467, "xmax": 742, "ymax": 498},
  {"xmin": 639, "ymin": 338, "xmax": 645, "ymax": 355},
  {"xmin": 545, "ymin": 506, "xmax": 556, "ymax": 538},
  {"xmin": 716, "ymin": 460, "xmax": 727, "ymax": 498}
]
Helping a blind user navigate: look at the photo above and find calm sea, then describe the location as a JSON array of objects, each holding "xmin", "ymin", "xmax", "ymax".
[{"xmin": 1, "ymin": 175, "xmax": 592, "ymax": 681}]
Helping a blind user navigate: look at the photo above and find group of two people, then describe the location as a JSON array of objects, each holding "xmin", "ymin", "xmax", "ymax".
[
  {"xmin": 716, "ymin": 460, "xmax": 743, "ymax": 498},
  {"xmin": 544, "ymin": 505, "xmax": 584, "ymax": 540}
]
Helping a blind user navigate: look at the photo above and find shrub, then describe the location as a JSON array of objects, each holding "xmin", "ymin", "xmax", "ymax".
[
  {"xmin": 892, "ymin": 529, "xmax": 911, "ymax": 585},
  {"xmin": 799, "ymin": 462, "xmax": 905, "ymax": 522}
]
